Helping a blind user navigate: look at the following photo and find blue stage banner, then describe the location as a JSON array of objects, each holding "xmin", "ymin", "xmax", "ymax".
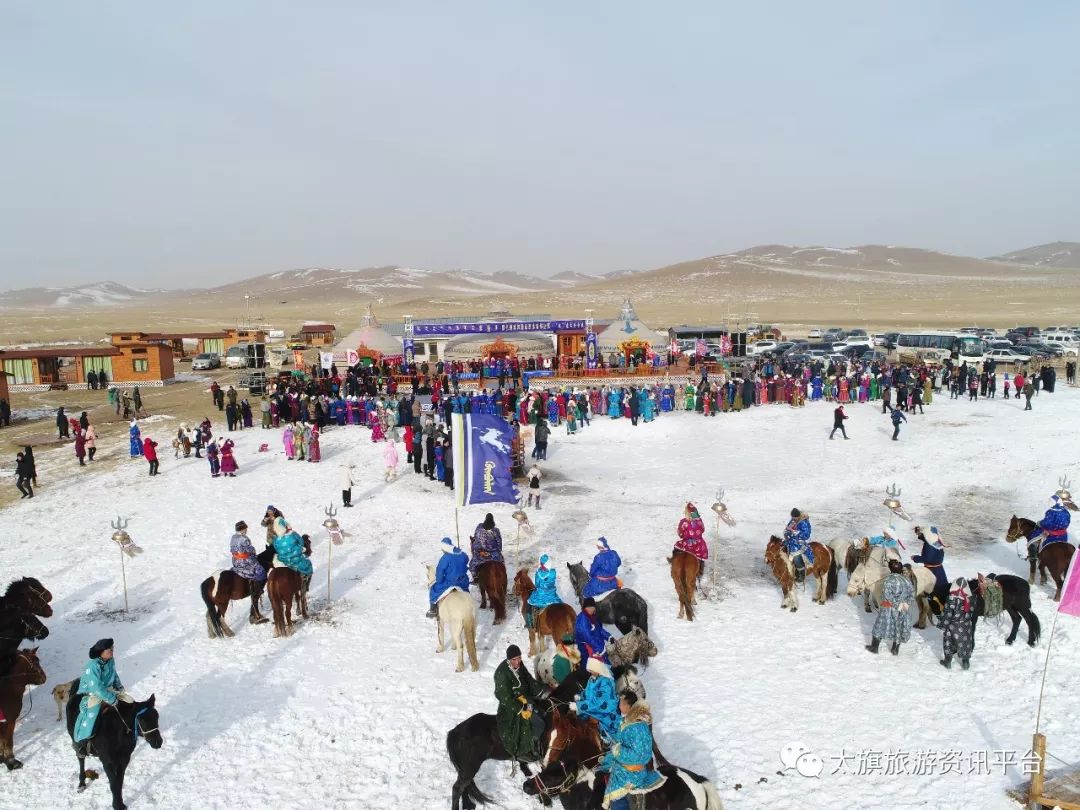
[
  {"xmin": 585, "ymin": 331, "xmax": 599, "ymax": 369},
  {"xmin": 452, "ymin": 413, "xmax": 519, "ymax": 507},
  {"xmin": 403, "ymin": 336, "xmax": 415, "ymax": 364},
  {"xmin": 415, "ymin": 319, "xmax": 586, "ymax": 336}
]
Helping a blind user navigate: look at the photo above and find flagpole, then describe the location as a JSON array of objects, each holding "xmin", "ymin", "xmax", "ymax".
[
  {"xmin": 455, "ymin": 507, "xmax": 461, "ymax": 549},
  {"xmin": 1034, "ymin": 610, "xmax": 1059, "ymax": 735}
]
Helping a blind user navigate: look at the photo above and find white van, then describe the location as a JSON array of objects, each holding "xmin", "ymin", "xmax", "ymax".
[
  {"xmin": 224, "ymin": 345, "xmax": 250, "ymax": 369},
  {"xmin": 1043, "ymin": 333, "xmax": 1079, "ymax": 356}
]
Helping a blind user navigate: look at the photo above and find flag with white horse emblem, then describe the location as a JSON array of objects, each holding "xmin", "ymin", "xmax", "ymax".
[{"xmin": 452, "ymin": 413, "xmax": 518, "ymax": 507}]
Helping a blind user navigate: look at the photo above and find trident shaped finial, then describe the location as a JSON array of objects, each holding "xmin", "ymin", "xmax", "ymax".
[
  {"xmin": 324, "ymin": 504, "xmax": 337, "ymax": 518},
  {"xmin": 111, "ymin": 516, "xmax": 129, "ymax": 531},
  {"xmin": 886, "ymin": 483, "xmax": 901, "ymax": 498},
  {"xmin": 1060, "ymin": 475, "xmax": 1072, "ymax": 491}
]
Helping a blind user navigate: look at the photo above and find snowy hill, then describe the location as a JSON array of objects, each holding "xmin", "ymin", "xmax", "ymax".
[
  {"xmin": 990, "ymin": 241, "xmax": 1080, "ymax": 269},
  {"xmin": 0, "ymin": 281, "xmax": 164, "ymax": 309}
]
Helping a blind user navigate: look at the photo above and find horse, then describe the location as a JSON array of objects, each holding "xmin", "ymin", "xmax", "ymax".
[
  {"xmin": 845, "ymin": 539, "xmax": 938, "ymax": 628},
  {"xmin": 512, "ymin": 569, "xmax": 577, "ymax": 656},
  {"xmin": 566, "ymin": 562, "xmax": 650, "ymax": 636},
  {"xmin": 1006, "ymin": 515, "xmax": 1076, "ymax": 601},
  {"xmin": 668, "ymin": 550, "xmax": 699, "ymax": 621},
  {"xmin": 65, "ymin": 684, "xmax": 163, "ymax": 810},
  {"xmin": 267, "ymin": 536, "xmax": 312, "ymax": 638},
  {"xmin": 1, "ymin": 577, "xmax": 53, "ymax": 618},
  {"xmin": 0, "ymin": 607, "xmax": 49, "ymax": 654},
  {"xmin": 532, "ymin": 647, "xmax": 646, "ymax": 700},
  {"xmin": 522, "ymin": 759, "xmax": 725, "ymax": 809},
  {"xmin": 475, "ymin": 560, "xmax": 508, "ymax": 624},
  {"xmin": 0, "ymin": 648, "xmax": 47, "ymax": 770},
  {"xmin": 968, "ymin": 573, "xmax": 1041, "ymax": 648},
  {"xmin": 764, "ymin": 537, "xmax": 837, "ymax": 612},
  {"xmin": 446, "ymin": 672, "xmax": 593, "ymax": 810},
  {"xmin": 424, "ymin": 564, "xmax": 479, "ymax": 673},
  {"xmin": 604, "ymin": 627, "xmax": 658, "ymax": 669},
  {"xmin": 200, "ymin": 546, "xmax": 275, "ymax": 638}
]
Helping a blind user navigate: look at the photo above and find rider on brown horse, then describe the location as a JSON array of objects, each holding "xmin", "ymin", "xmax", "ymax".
[
  {"xmin": 470, "ymin": 513, "xmax": 504, "ymax": 582},
  {"xmin": 783, "ymin": 508, "xmax": 813, "ymax": 582},
  {"xmin": 1029, "ymin": 495, "xmax": 1072, "ymax": 559},
  {"xmin": 230, "ymin": 521, "xmax": 267, "ymax": 605}
]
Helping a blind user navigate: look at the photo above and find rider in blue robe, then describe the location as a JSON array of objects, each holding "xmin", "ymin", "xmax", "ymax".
[
  {"xmin": 272, "ymin": 517, "xmax": 313, "ymax": 577},
  {"xmin": 607, "ymin": 389, "xmax": 621, "ymax": 418},
  {"xmin": 572, "ymin": 657, "xmax": 620, "ymax": 740},
  {"xmin": 128, "ymin": 422, "xmax": 143, "ymax": 457},
  {"xmin": 74, "ymin": 639, "xmax": 130, "ymax": 751},
  {"xmin": 911, "ymin": 526, "xmax": 948, "ymax": 595},
  {"xmin": 427, "ymin": 537, "xmax": 470, "ymax": 616},
  {"xmin": 574, "ymin": 597, "xmax": 612, "ymax": 663},
  {"xmin": 582, "ymin": 537, "xmax": 621, "ymax": 599},
  {"xmin": 783, "ymin": 509, "xmax": 813, "ymax": 576},
  {"xmin": 547, "ymin": 396, "xmax": 559, "ymax": 426},
  {"xmin": 1031, "ymin": 496, "xmax": 1072, "ymax": 557}
]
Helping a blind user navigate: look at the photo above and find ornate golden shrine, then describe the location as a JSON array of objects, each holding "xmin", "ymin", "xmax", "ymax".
[
  {"xmin": 481, "ymin": 337, "xmax": 519, "ymax": 360},
  {"xmin": 618, "ymin": 337, "xmax": 652, "ymax": 363},
  {"xmin": 355, "ymin": 343, "xmax": 383, "ymax": 365}
]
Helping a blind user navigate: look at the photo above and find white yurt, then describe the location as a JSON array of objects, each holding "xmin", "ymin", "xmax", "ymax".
[
  {"xmin": 333, "ymin": 304, "xmax": 402, "ymax": 363},
  {"xmin": 595, "ymin": 299, "xmax": 668, "ymax": 361}
]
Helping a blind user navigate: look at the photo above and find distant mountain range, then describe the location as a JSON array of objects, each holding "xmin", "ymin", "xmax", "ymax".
[{"xmin": 989, "ymin": 241, "xmax": 1080, "ymax": 269}]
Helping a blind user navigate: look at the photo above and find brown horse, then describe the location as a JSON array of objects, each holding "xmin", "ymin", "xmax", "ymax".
[
  {"xmin": 200, "ymin": 546, "xmax": 275, "ymax": 638},
  {"xmin": 1007, "ymin": 515, "xmax": 1076, "ymax": 601},
  {"xmin": 476, "ymin": 561, "xmax": 507, "ymax": 624},
  {"xmin": 512, "ymin": 569, "xmax": 576, "ymax": 656},
  {"xmin": 668, "ymin": 550, "xmax": 699, "ymax": 621},
  {"xmin": 765, "ymin": 536, "xmax": 838, "ymax": 612},
  {"xmin": 267, "ymin": 536, "xmax": 312, "ymax": 638},
  {"xmin": 0, "ymin": 648, "xmax": 47, "ymax": 769}
]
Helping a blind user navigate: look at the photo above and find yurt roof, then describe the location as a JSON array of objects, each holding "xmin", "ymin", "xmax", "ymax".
[
  {"xmin": 596, "ymin": 299, "xmax": 667, "ymax": 352},
  {"xmin": 442, "ymin": 332, "xmax": 553, "ymax": 360},
  {"xmin": 333, "ymin": 305, "xmax": 402, "ymax": 357}
]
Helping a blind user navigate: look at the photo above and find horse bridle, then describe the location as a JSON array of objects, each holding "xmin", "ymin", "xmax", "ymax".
[
  {"xmin": 0, "ymin": 650, "xmax": 43, "ymax": 681},
  {"xmin": 532, "ymin": 759, "xmax": 580, "ymax": 797},
  {"xmin": 111, "ymin": 704, "xmax": 159, "ymax": 743}
]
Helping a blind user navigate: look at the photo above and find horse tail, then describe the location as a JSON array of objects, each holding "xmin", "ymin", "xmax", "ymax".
[
  {"xmin": 827, "ymin": 552, "xmax": 839, "ymax": 599},
  {"xmin": 201, "ymin": 575, "xmax": 225, "ymax": 638},
  {"xmin": 675, "ymin": 559, "xmax": 695, "ymax": 622},
  {"xmin": 702, "ymin": 776, "xmax": 724, "ymax": 810},
  {"xmin": 1028, "ymin": 610, "xmax": 1042, "ymax": 645},
  {"xmin": 463, "ymin": 601, "xmax": 479, "ymax": 671},
  {"xmin": 446, "ymin": 728, "xmax": 491, "ymax": 806}
]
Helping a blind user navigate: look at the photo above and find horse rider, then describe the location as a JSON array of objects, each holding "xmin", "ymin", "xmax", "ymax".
[
  {"xmin": 527, "ymin": 554, "xmax": 562, "ymax": 628},
  {"xmin": 911, "ymin": 526, "xmax": 948, "ymax": 609},
  {"xmin": 469, "ymin": 513, "xmax": 504, "ymax": 584},
  {"xmin": 494, "ymin": 644, "xmax": 548, "ymax": 761},
  {"xmin": 783, "ymin": 508, "xmax": 814, "ymax": 582},
  {"xmin": 1029, "ymin": 494, "xmax": 1072, "ymax": 560},
  {"xmin": 673, "ymin": 503, "xmax": 709, "ymax": 586},
  {"xmin": 260, "ymin": 505, "xmax": 280, "ymax": 550},
  {"xmin": 271, "ymin": 514, "xmax": 313, "ymax": 583},
  {"xmin": 229, "ymin": 520, "xmax": 268, "ymax": 622},
  {"xmin": 569, "ymin": 656, "xmax": 620, "ymax": 741},
  {"xmin": 866, "ymin": 559, "xmax": 914, "ymax": 656},
  {"xmin": 582, "ymin": 537, "xmax": 622, "ymax": 599},
  {"xmin": 575, "ymin": 596, "xmax": 612, "ymax": 667},
  {"xmin": 551, "ymin": 632, "xmax": 581, "ymax": 685},
  {"xmin": 73, "ymin": 639, "xmax": 133, "ymax": 756},
  {"xmin": 597, "ymin": 690, "xmax": 666, "ymax": 810},
  {"xmin": 427, "ymin": 537, "xmax": 470, "ymax": 618}
]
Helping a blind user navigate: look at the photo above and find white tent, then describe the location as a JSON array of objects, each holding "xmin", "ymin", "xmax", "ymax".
[
  {"xmin": 333, "ymin": 305, "xmax": 402, "ymax": 361},
  {"xmin": 596, "ymin": 299, "xmax": 668, "ymax": 354}
]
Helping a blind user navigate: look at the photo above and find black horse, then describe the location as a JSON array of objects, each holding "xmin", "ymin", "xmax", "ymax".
[
  {"xmin": 447, "ymin": 670, "xmax": 588, "ymax": 810},
  {"xmin": 0, "ymin": 608, "xmax": 48, "ymax": 654},
  {"xmin": 969, "ymin": 573, "xmax": 1041, "ymax": 648},
  {"xmin": 65, "ymin": 683, "xmax": 164, "ymax": 810},
  {"xmin": 522, "ymin": 758, "xmax": 724, "ymax": 809},
  {"xmin": 566, "ymin": 562, "xmax": 649, "ymax": 636},
  {"xmin": 1, "ymin": 577, "xmax": 53, "ymax": 617}
]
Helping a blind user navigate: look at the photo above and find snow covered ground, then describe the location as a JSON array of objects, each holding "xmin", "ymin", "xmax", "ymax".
[{"xmin": 3, "ymin": 387, "xmax": 1079, "ymax": 809}]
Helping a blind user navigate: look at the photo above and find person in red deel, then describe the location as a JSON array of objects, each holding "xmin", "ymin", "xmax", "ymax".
[
  {"xmin": 143, "ymin": 437, "xmax": 159, "ymax": 476},
  {"xmin": 673, "ymin": 503, "xmax": 709, "ymax": 561}
]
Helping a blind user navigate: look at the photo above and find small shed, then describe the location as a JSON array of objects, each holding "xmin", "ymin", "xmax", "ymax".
[{"xmin": 295, "ymin": 323, "xmax": 337, "ymax": 347}]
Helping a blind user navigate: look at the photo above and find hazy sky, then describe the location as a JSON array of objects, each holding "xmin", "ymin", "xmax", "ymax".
[{"xmin": 1, "ymin": 2, "xmax": 1077, "ymax": 290}]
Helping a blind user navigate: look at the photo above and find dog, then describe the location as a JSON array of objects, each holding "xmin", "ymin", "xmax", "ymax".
[{"xmin": 51, "ymin": 682, "xmax": 72, "ymax": 721}]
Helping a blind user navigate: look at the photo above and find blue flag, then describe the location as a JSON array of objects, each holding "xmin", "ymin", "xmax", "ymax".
[{"xmin": 452, "ymin": 412, "xmax": 519, "ymax": 507}]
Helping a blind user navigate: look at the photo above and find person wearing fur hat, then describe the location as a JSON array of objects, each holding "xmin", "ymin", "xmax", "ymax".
[
  {"xmin": 1032, "ymin": 494, "xmax": 1072, "ymax": 558},
  {"xmin": 527, "ymin": 554, "xmax": 562, "ymax": 615},
  {"xmin": 128, "ymin": 420, "xmax": 143, "ymax": 458},
  {"xmin": 782, "ymin": 508, "xmax": 813, "ymax": 582},
  {"xmin": 582, "ymin": 537, "xmax": 622, "ymax": 599},
  {"xmin": 938, "ymin": 577, "xmax": 975, "ymax": 670},
  {"xmin": 866, "ymin": 559, "xmax": 914, "ymax": 655},
  {"xmin": 73, "ymin": 639, "xmax": 133, "ymax": 755},
  {"xmin": 229, "ymin": 521, "xmax": 267, "ymax": 618},
  {"xmin": 571, "ymin": 656, "xmax": 620, "ymax": 740},
  {"xmin": 493, "ymin": 644, "xmax": 547, "ymax": 760},
  {"xmin": 575, "ymin": 597, "xmax": 612, "ymax": 666},
  {"xmin": 673, "ymin": 503, "xmax": 708, "ymax": 561},
  {"xmin": 598, "ymin": 691, "xmax": 665, "ymax": 809},
  {"xmin": 551, "ymin": 632, "xmax": 581, "ymax": 685},
  {"xmin": 912, "ymin": 526, "xmax": 948, "ymax": 607},
  {"xmin": 427, "ymin": 537, "xmax": 470, "ymax": 618},
  {"xmin": 469, "ymin": 514, "xmax": 504, "ymax": 581}
]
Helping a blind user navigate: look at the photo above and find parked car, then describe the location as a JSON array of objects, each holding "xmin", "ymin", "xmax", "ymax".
[
  {"xmin": 1026, "ymin": 341, "xmax": 1066, "ymax": 357},
  {"xmin": 823, "ymin": 328, "xmax": 847, "ymax": 341},
  {"xmin": 842, "ymin": 329, "xmax": 872, "ymax": 348},
  {"xmin": 807, "ymin": 328, "xmax": 823, "ymax": 339},
  {"xmin": 224, "ymin": 345, "xmax": 251, "ymax": 369},
  {"xmin": 988, "ymin": 340, "xmax": 1014, "ymax": 350},
  {"xmin": 859, "ymin": 349, "xmax": 888, "ymax": 363},
  {"xmin": 881, "ymin": 332, "xmax": 899, "ymax": 349},
  {"xmin": 192, "ymin": 353, "xmax": 220, "ymax": 370},
  {"xmin": 1043, "ymin": 333, "xmax": 1080, "ymax": 355},
  {"xmin": 985, "ymin": 348, "xmax": 1028, "ymax": 363},
  {"xmin": 1012, "ymin": 326, "xmax": 1041, "ymax": 338},
  {"xmin": 747, "ymin": 339, "xmax": 779, "ymax": 356},
  {"xmin": 783, "ymin": 341, "xmax": 810, "ymax": 356}
]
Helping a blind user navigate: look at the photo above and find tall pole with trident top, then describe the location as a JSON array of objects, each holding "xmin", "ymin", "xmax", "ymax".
[
  {"xmin": 322, "ymin": 505, "xmax": 345, "ymax": 603},
  {"xmin": 110, "ymin": 516, "xmax": 143, "ymax": 612}
]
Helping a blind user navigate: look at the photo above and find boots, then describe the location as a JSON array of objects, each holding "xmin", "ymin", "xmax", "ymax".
[
  {"xmin": 940, "ymin": 655, "xmax": 952, "ymax": 669},
  {"xmin": 961, "ymin": 658, "xmax": 970, "ymax": 670},
  {"xmin": 425, "ymin": 603, "xmax": 438, "ymax": 619},
  {"xmin": 535, "ymin": 496, "xmax": 541, "ymax": 510},
  {"xmin": 72, "ymin": 739, "xmax": 90, "ymax": 758},
  {"xmin": 865, "ymin": 637, "xmax": 881, "ymax": 654},
  {"xmin": 890, "ymin": 641, "xmax": 900, "ymax": 656}
]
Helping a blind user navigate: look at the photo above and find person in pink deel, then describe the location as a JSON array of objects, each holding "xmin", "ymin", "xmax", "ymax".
[
  {"xmin": 673, "ymin": 502, "xmax": 708, "ymax": 561},
  {"xmin": 283, "ymin": 424, "xmax": 296, "ymax": 460},
  {"xmin": 382, "ymin": 439, "xmax": 399, "ymax": 482},
  {"xmin": 308, "ymin": 424, "xmax": 322, "ymax": 462},
  {"xmin": 219, "ymin": 438, "xmax": 238, "ymax": 477}
]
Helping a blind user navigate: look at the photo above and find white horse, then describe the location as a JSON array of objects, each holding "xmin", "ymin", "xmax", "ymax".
[
  {"xmin": 846, "ymin": 540, "xmax": 938, "ymax": 629},
  {"xmin": 424, "ymin": 564, "xmax": 479, "ymax": 672},
  {"xmin": 533, "ymin": 647, "xmax": 646, "ymax": 699}
]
